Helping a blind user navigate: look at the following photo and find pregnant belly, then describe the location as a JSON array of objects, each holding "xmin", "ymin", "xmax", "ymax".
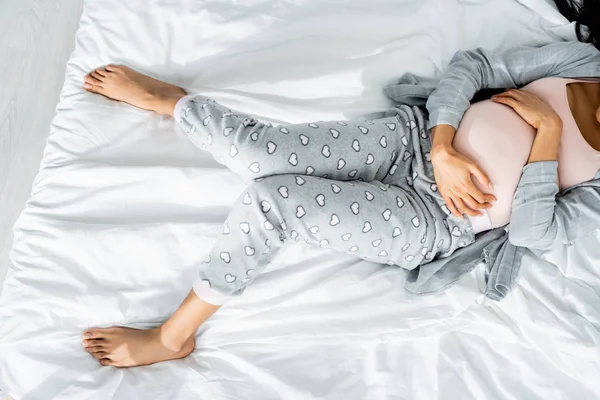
[{"xmin": 454, "ymin": 100, "xmax": 536, "ymax": 228}]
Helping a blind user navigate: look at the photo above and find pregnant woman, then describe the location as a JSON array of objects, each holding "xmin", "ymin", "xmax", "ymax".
[{"xmin": 79, "ymin": 1, "xmax": 600, "ymax": 367}]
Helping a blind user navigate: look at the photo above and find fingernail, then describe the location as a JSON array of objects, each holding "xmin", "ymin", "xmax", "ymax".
[
  {"xmin": 84, "ymin": 332, "xmax": 92, "ymax": 339},
  {"xmin": 84, "ymin": 83, "xmax": 92, "ymax": 89}
]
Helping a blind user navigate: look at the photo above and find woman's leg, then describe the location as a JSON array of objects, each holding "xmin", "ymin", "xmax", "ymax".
[
  {"xmin": 83, "ymin": 174, "xmax": 434, "ymax": 367},
  {"xmin": 81, "ymin": 66, "xmax": 416, "ymax": 367},
  {"xmin": 192, "ymin": 174, "xmax": 432, "ymax": 301},
  {"xmin": 83, "ymin": 65, "xmax": 402, "ymax": 182},
  {"xmin": 176, "ymin": 95, "xmax": 400, "ymax": 182}
]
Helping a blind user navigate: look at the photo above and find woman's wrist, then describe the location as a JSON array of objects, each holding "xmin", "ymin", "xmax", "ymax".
[
  {"xmin": 430, "ymin": 142, "xmax": 454, "ymax": 165},
  {"xmin": 536, "ymin": 114, "xmax": 562, "ymax": 131},
  {"xmin": 527, "ymin": 119, "xmax": 562, "ymax": 163},
  {"xmin": 430, "ymin": 124, "xmax": 456, "ymax": 160}
]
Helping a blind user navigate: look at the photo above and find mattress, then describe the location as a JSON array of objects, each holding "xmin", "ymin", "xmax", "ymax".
[{"xmin": 2, "ymin": 0, "xmax": 600, "ymax": 399}]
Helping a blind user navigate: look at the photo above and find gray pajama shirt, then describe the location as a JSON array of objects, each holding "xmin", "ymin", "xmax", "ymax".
[
  {"xmin": 387, "ymin": 41, "xmax": 600, "ymax": 299},
  {"xmin": 174, "ymin": 96, "xmax": 474, "ymax": 304}
]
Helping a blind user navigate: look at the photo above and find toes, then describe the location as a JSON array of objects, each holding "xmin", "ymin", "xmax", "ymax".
[
  {"xmin": 92, "ymin": 351, "xmax": 109, "ymax": 360},
  {"xmin": 82, "ymin": 338, "xmax": 105, "ymax": 348},
  {"xmin": 89, "ymin": 71, "xmax": 104, "ymax": 82},
  {"xmin": 83, "ymin": 77, "xmax": 103, "ymax": 93},
  {"xmin": 83, "ymin": 83, "xmax": 102, "ymax": 93},
  {"xmin": 99, "ymin": 358, "xmax": 116, "ymax": 367},
  {"xmin": 85, "ymin": 344, "xmax": 105, "ymax": 353},
  {"xmin": 85, "ymin": 75, "xmax": 103, "ymax": 86},
  {"xmin": 94, "ymin": 68, "xmax": 107, "ymax": 77},
  {"xmin": 83, "ymin": 328, "xmax": 110, "ymax": 340},
  {"xmin": 105, "ymin": 64, "xmax": 122, "ymax": 73}
]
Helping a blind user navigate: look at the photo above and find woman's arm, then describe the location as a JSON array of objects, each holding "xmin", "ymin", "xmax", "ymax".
[
  {"xmin": 509, "ymin": 120, "xmax": 600, "ymax": 250},
  {"xmin": 509, "ymin": 161, "xmax": 600, "ymax": 251},
  {"xmin": 427, "ymin": 41, "xmax": 600, "ymax": 130},
  {"xmin": 427, "ymin": 41, "xmax": 600, "ymax": 218},
  {"xmin": 493, "ymin": 89, "xmax": 599, "ymax": 250},
  {"xmin": 508, "ymin": 131, "xmax": 562, "ymax": 251}
]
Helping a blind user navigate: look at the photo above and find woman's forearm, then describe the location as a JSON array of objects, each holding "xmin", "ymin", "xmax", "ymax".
[
  {"xmin": 527, "ymin": 118, "xmax": 563, "ymax": 164},
  {"xmin": 509, "ymin": 113, "xmax": 563, "ymax": 250},
  {"xmin": 424, "ymin": 42, "xmax": 600, "ymax": 131},
  {"xmin": 508, "ymin": 161, "xmax": 560, "ymax": 250}
]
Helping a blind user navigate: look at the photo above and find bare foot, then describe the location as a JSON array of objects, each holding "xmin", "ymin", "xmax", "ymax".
[
  {"xmin": 82, "ymin": 326, "xmax": 195, "ymax": 367},
  {"xmin": 83, "ymin": 65, "xmax": 187, "ymax": 116}
]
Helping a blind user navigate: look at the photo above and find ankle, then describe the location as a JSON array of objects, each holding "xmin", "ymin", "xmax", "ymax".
[
  {"xmin": 152, "ymin": 95, "xmax": 184, "ymax": 117},
  {"xmin": 155, "ymin": 325, "xmax": 189, "ymax": 352}
]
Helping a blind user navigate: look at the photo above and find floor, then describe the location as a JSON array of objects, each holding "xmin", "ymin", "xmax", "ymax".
[{"xmin": 0, "ymin": 0, "xmax": 83, "ymax": 296}]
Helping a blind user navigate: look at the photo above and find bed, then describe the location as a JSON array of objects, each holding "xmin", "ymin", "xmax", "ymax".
[{"xmin": 1, "ymin": 0, "xmax": 600, "ymax": 399}]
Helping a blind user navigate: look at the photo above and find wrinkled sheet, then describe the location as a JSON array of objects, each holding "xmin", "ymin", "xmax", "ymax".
[{"xmin": 1, "ymin": 0, "xmax": 599, "ymax": 398}]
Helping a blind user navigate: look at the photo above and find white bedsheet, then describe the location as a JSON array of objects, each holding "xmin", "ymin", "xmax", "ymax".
[{"xmin": 2, "ymin": 0, "xmax": 600, "ymax": 399}]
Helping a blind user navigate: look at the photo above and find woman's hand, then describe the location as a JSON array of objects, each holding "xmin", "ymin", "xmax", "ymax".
[
  {"xmin": 491, "ymin": 89, "xmax": 562, "ymax": 129},
  {"xmin": 431, "ymin": 144, "xmax": 496, "ymax": 218}
]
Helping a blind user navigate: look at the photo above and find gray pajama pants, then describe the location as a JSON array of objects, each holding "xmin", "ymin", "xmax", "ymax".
[{"xmin": 174, "ymin": 96, "xmax": 474, "ymax": 305}]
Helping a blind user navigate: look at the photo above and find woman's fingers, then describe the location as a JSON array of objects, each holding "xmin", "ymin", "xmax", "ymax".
[
  {"xmin": 483, "ymin": 194, "xmax": 496, "ymax": 204},
  {"xmin": 468, "ymin": 163, "xmax": 492, "ymax": 191},
  {"xmin": 462, "ymin": 193, "xmax": 487, "ymax": 215},
  {"xmin": 493, "ymin": 89, "xmax": 537, "ymax": 108},
  {"xmin": 437, "ymin": 150, "xmax": 497, "ymax": 220},
  {"xmin": 492, "ymin": 95, "xmax": 519, "ymax": 109},
  {"xmin": 463, "ymin": 180, "xmax": 486, "ymax": 204},
  {"xmin": 453, "ymin": 196, "xmax": 480, "ymax": 217},
  {"xmin": 460, "ymin": 193, "xmax": 484, "ymax": 215},
  {"xmin": 445, "ymin": 190, "xmax": 494, "ymax": 220},
  {"xmin": 505, "ymin": 89, "xmax": 524, "ymax": 98},
  {"xmin": 464, "ymin": 180, "xmax": 496, "ymax": 205},
  {"xmin": 492, "ymin": 89, "xmax": 522, "ymax": 103},
  {"xmin": 496, "ymin": 89, "xmax": 526, "ymax": 101},
  {"xmin": 443, "ymin": 195, "xmax": 462, "ymax": 218}
]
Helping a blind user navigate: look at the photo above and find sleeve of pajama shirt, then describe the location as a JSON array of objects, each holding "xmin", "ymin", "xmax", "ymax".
[
  {"xmin": 508, "ymin": 161, "xmax": 600, "ymax": 251},
  {"xmin": 426, "ymin": 41, "xmax": 600, "ymax": 129}
]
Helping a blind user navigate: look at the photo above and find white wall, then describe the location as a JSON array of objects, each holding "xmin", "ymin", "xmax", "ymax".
[{"xmin": 0, "ymin": 0, "xmax": 83, "ymax": 292}]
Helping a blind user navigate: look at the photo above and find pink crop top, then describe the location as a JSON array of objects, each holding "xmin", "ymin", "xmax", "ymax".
[{"xmin": 454, "ymin": 77, "xmax": 600, "ymax": 233}]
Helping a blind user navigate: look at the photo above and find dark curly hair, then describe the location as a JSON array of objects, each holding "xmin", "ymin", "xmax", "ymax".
[{"xmin": 554, "ymin": 0, "xmax": 600, "ymax": 50}]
